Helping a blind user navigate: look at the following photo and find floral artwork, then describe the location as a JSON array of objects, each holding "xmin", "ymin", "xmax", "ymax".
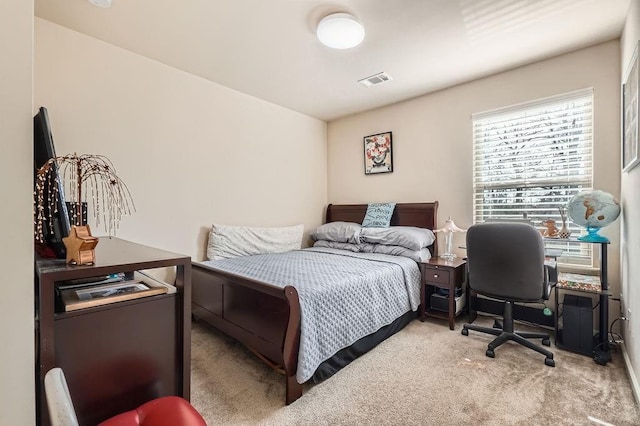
[{"xmin": 364, "ymin": 131, "xmax": 393, "ymax": 174}]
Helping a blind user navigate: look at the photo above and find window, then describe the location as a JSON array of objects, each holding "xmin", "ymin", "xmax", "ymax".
[{"xmin": 472, "ymin": 89, "xmax": 594, "ymax": 266}]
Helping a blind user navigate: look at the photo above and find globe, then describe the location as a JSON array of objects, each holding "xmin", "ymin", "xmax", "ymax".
[{"xmin": 567, "ymin": 190, "xmax": 621, "ymax": 243}]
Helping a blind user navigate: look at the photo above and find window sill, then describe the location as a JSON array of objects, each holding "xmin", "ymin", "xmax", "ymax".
[{"xmin": 557, "ymin": 264, "xmax": 599, "ymax": 275}]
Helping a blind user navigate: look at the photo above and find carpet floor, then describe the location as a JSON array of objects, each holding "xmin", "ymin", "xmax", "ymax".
[{"xmin": 190, "ymin": 316, "xmax": 639, "ymax": 425}]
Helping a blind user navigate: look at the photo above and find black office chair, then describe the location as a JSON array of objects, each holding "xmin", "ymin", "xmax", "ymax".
[{"xmin": 461, "ymin": 222, "xmax": 555, "ymax": 367}]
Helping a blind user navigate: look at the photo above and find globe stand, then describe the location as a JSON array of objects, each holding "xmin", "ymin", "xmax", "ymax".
[{"xmin": 577, "ymin": 226, "xmax": 610, "ymax": 243}]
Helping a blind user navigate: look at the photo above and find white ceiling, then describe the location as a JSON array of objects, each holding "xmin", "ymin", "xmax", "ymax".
[{"xmin": 35, "ymin": 0, "xmax": 630, "ymax": 122}]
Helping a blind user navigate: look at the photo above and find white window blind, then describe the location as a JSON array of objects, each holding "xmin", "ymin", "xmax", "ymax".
[{"xmin": 472, "ymin": 88, "xmax": 594, "ymax": 266}]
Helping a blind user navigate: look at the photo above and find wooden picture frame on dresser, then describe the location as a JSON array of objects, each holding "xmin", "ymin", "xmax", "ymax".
[{"xmin": 35, "ymin": 238, "xmax": 191, "ymax": 426}]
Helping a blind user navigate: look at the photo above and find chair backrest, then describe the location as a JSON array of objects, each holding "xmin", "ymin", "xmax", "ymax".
[
  {"xmin": 466, "ymin": 222, "xmax": 546, "ymax": 302},
  {"xmin": 44, "ymin": 368, "xmax": 79, "ymax": 426}
]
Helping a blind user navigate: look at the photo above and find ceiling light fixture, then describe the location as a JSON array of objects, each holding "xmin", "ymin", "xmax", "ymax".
[
  {"xmin": 87, "ymin": 0, "xmax": 112, "ymax": 8},
  {"xmin": 316, "ymin": 13, "xmax": 365, "ymax": 49}
]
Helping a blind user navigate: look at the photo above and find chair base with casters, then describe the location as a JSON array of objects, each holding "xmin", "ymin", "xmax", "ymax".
[
  {"xmin": 462, "ymin": 300, "xmax": 555, "ymax": 367},
  {"xmin": 44, "ymin": 367, "xmax": 207, "ymax": 426}
]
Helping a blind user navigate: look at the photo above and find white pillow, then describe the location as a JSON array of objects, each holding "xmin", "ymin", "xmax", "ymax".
[{"xmin": 207, "ymin": 224, "xmax": 304, "ymax": 260}]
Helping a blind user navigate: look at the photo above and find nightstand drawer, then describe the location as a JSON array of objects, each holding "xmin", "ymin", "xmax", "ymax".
[{"xmin": 423, "ymin": 268, "xmax": 450, "ymax": 284}]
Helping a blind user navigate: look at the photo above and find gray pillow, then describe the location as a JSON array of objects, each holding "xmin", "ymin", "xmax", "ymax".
[
  {"xmin": 361, "ymin": 203, "xmax": 396, "ymax": 228},
  {"xmin": 360, "ymin": 226, "xmax": 435, "ymax": 251},
  {"xmin": 313, "ymin": 240, "xmax": 361, "ymax": 252},
  {"xmin": 310, "ymin": 221, "xmax": 361, "ymax": 243},
  {"xmin": 360, "ymin": 243, "xmax": 431, "ymax": 263}
]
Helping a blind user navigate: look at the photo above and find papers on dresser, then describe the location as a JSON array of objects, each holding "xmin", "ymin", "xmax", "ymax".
[
  {"xmin": 134, "ymin": 270, "xmax": 177, "ymax": 294},
  {"xmin": 57, "ymin": 271, "xmax": 175, "ymax": 312}
]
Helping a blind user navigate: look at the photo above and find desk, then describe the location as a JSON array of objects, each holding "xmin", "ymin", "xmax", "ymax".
[
  {"xmin": 549, "ymin": 239, "xmax": 610, "ymax": 365},
  {"xmin": 468, "ymin": 238, "xmax": 611, "ymax": 365}
]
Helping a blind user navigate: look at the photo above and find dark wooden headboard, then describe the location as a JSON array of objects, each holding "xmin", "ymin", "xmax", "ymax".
[{"xmin": 325, "ymin": 202, "xmax": 439, "ymax": 256}]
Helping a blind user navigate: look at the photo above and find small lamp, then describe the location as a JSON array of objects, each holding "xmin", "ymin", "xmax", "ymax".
[{"xmin": 435, "ymin": 217, "xmax": 466, "ymax": 260}]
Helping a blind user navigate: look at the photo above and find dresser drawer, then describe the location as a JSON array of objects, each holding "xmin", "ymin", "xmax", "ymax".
[{"xmin": 423, "ymin": 267, "xmax": 450, "ymax": 284}]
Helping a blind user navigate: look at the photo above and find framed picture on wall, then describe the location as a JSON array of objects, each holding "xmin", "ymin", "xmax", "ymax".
[
  {"xmin": 364, "ymin": 131, "xmax": 393, "ymax": 175},
  {"xmin": 623, "ymin": 42, "xmax": 640, "ymax": 172}
]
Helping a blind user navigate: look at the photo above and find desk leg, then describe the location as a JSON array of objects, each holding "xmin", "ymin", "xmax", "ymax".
[
  {"xmin": 419, "ymin": 281, "xmax": 426, "ymax": 322},
  {"xmin": 594, "ymin": 293, "xmax": 611, "ymax": 365},
  {"xmin": 594, "ymin": 243, "xmax": 611, "ymax": 365},
  {"xmin": 448, "ymin": 285, "xmax": 455, "ymax": 330}
]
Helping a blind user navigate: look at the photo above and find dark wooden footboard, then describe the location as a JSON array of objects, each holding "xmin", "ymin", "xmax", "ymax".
[{"xmin": 191, "ymin": 262, "xmax": 303, "ymax": 404}]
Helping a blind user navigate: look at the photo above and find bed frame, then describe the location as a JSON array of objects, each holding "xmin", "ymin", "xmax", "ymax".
[{"xmin": 191, "ymin": 202, "xmax": 438, "ymax": 404}]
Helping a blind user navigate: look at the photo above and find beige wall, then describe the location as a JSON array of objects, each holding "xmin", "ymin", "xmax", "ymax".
[
  {"xmin": 328, "ymin": 41, "xmax": 621, "ymax": 279},
  {"xmin": 34, "ymin": 18, "xmax": 328, "ymax": 263},
  {"xmin": 0, "ymin": 1, "xmax": 35, "ymax": 425},
  {"xmin": 620, "ymin": 0, "xmax": 640, "ymax": 402}
]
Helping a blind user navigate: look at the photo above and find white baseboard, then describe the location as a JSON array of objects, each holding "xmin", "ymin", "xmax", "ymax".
[{"xmin": 621, "ymin": 341, "xmax": 640, "ymax": 407}]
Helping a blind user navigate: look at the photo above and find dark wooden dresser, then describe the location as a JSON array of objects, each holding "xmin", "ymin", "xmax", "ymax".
[{"xmin": 34, "ymin": 238, "xmax": 191, "ymax": 426}]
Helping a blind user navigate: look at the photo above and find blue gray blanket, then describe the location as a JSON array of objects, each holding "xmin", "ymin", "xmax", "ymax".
[{"xmin": 200, "ymin": 247, "xmax": 421, "ymax": 383}]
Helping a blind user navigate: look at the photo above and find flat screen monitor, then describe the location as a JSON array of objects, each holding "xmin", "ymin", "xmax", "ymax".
[{"xmin": 34, "ymin": 107, "xmax": 71, "ymax": 259}]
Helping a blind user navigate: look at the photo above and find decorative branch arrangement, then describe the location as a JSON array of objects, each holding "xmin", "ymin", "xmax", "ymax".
[{"xmin": 35, "ymin": 153, "xmax": 135, "ymax": 244}]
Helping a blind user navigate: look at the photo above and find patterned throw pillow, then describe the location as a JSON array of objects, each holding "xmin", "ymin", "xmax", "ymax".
[{"xmin": 361, "ymin": 202, "xmax": 396, "ymax": 228}]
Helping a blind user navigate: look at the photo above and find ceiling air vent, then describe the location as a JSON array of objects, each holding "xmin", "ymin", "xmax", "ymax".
[{"xmin": 358, "ymin": 72, "xmax": 393, "ymax": 87}]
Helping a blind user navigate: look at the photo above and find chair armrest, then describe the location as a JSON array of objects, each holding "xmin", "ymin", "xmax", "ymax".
[
  {"xmin": 543, "ymin": 264, "xmax": 557, "ymax": 300},
  {"xmin": 545, "ymin": 264, "xmax": 558, "ymax": 284}
]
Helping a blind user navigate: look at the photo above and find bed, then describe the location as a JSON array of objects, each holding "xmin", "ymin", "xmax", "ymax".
[{"xmin": 191, "ymin": 202, "xmax": 439, "ymax": 404}]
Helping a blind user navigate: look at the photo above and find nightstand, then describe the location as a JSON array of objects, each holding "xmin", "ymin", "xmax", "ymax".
[{"xmin": 419, "ymin": 257, "xmax": 467, "ymax": 330}]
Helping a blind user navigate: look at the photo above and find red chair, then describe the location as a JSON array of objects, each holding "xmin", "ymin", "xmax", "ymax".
[{"xmin": 45, "ymin": 368, "xmax": 207, "ymax": 426}]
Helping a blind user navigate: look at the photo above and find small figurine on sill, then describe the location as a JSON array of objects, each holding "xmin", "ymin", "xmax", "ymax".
[{"xmin": 542, "ymin": 219, "xmax": 559, "ymax": 238}]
